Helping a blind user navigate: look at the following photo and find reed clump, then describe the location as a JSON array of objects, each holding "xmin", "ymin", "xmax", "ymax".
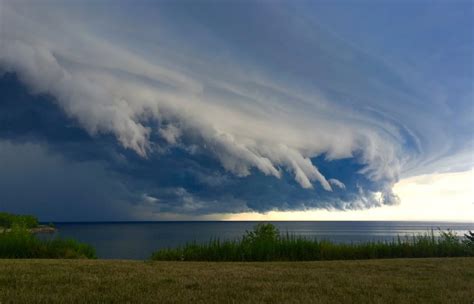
[{"xmin": 151, "ymin": 223, "xmax": 474, "ymax": 261}]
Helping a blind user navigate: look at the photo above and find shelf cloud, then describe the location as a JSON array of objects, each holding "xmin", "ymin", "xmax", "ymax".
[{"xmin": 0, "ymin": 1, "xmax": 472, "ymax": 219}]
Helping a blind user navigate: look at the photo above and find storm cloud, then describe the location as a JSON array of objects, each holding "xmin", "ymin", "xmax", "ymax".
[{"xmin": 0, "ymin": 0, "xmax": 472, "ymax": 220}]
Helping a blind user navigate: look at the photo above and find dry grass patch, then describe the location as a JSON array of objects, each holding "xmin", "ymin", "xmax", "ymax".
[{"xmin": 0, "ymin": 257, "xmax": 472, "ymax": 303}]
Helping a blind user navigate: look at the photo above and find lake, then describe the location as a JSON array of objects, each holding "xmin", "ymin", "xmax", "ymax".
[{"xmin": 42, "ymin": 221, "xmax": 473, "ymax": 259}]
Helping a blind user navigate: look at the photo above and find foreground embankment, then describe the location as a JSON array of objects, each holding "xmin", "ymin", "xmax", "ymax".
[{"xmin": 0, "ymin": 257, "xmax": 472, "ymax": 303}]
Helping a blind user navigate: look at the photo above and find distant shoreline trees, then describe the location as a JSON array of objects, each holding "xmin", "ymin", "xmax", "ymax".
[{"xmin": 0, "ymin": 212, "xmax": 39, "ymax": 229}]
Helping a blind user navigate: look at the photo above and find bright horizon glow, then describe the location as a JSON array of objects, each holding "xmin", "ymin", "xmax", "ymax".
[{"xmin": 211, "ymin": 169, "xmax": 474, "ymax": 222}]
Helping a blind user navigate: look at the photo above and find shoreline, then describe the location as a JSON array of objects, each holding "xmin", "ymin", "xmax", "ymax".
[
  {"xmin": 0, "ymin": 225, "xmax": 56, "ymax": 234},
  {"xmin": 31, "ymin": 225, "xmax": 57, "ymax": 233}
]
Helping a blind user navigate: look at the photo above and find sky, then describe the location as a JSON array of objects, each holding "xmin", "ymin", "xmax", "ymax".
[{"xmin": 0, "ymin": 0, "xmax": 472, "ymax": 222}]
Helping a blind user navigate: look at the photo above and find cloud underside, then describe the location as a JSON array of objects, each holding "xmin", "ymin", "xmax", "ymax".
[
  {"xmin": 0, "ymin": 73, "xmax": 394, "ymax": 218},
  {"xmin": 0, "ymin": 1, "xmax": 471, "ymax": 219}
]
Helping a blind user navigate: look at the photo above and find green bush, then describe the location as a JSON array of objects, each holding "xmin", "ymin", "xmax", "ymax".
[
  {"xmin": 151, "ymin": 223, "xmax": 474, "ymax": 262},
  {"xmin": 0, "ymin": 225, "xmax": 96, "ymax": 259},
  {"xmin": 0, "ymin": 212, "xmax": 39, "ymax": 229},
  {"xmin": 464, "ymin": 230, "xmax": 474, "ymax": 243},
  {"xmin": 243, "ymin": 223, "xmax": 280, "ymax": 243},
  {"xmin": 463, "ymin": 231, "xmax": 474, "ymax": 254}
]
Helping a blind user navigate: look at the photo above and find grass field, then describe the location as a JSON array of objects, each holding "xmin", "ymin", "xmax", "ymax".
[{"xmin": 0, "ymin": 258, "xmax": 472, "ymax": 303}]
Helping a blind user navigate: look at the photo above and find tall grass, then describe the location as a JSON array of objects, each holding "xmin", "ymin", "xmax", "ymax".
[
  {"xmin": 151, "ymin": 223, "xmax": 474, "ymax": 261},
  {"xmin": 0, "ymin": 225, "xmax": 96, "ymax": 259}
]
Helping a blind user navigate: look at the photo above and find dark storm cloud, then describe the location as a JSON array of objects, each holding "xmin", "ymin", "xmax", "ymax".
[
  {"xmin": 0, "ymin": 73, "xmax": 389, "ymax": 218},
  {"xmin": 0, "ymin": 1, "xmax": 472, "ymax": 219}
]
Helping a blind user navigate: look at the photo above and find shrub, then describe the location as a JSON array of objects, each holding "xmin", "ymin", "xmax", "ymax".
[
  {"xmin": 0, "ymin": 225, "xmax": 96, "ymax": 259},
  {"xmin": 463, "ymin": 231, "xmax": 474, "ymax": 254},
  {"xmin": 0, "ymin": 212, "xmax": 39, "ymax": 229},
  {"xmin": 243, "ymin": 223, "xmax": 280, "ymax": 244},
  {"xmin": 464, "ymin": 231, "xmax": 474, "ymax": 243}
]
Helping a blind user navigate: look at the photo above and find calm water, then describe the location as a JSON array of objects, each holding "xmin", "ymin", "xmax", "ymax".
[{"xmin": 40, "ymin": 221, "xmax": 473, "ymax": 260}]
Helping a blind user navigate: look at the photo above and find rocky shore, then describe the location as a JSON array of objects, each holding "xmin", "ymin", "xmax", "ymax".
[
  {"xmin": 30, "ymin": 226, "xmax": 57, "ymax": 233},
  {"xmin": 0, "ymin": 225, "xmax": 56, "ymax": 233}
]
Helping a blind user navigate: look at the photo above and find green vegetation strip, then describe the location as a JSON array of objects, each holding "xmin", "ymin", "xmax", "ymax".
[
  {"xmin": 0, "ymin": 258, "xmax": 472, "ymax": 303},
  {"xmin": 152, "ymin": 223, "xmax": 474, "ymax": 261},
  {"xmin": 0, "ymin": 226, "xmax": 96, "ymax": 259}
]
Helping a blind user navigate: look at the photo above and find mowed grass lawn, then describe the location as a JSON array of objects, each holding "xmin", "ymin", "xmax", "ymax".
[{"xmin": 0, "ymin": 258, "xmax": 472, "ymax": 303}]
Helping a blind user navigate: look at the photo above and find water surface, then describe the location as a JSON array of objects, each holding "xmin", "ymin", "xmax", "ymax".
[{"xmin": 42, "ymin": 221, "xmax": 473, "ymax": 259}]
